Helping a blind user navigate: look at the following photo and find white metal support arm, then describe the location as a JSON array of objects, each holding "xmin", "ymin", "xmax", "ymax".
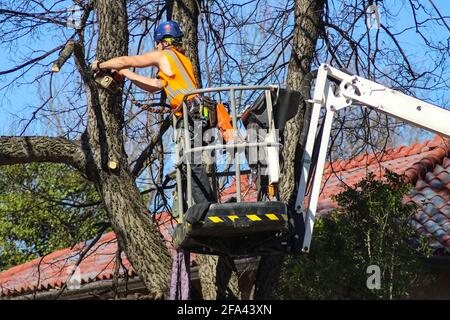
[
  {"xmin": 327, "ymin": 67, "xmax": 450, "ymax": 138},
  {"xmin": 297, "ymin": 64, "xmax": 450, "ymax": 253}
]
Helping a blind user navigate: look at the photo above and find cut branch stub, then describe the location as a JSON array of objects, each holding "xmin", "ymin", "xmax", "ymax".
[{"xmin": 52, "ymin": 41, "xmax": 75, "ymax": 73}]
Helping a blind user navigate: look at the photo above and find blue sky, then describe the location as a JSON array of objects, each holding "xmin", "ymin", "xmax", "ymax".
[{"xmin": 0, "ymin": 1, "xmax": 449, "ymax": 140}]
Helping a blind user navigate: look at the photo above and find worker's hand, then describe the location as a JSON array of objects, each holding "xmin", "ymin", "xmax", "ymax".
[{"xmin": 91, "ymin": 60, "xmax": 102, "ymax": 72}]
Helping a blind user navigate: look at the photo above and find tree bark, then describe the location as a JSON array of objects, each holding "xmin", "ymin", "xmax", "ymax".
[
  {"xmin": 197, "ymin": 255, "xmax": 243, "ymax": 300},
  {"xmin": 84, "ymin": 0, "xmax": 172, "ymax": 297},
  {"xmin": 254, "ymin": 0, "xmax": 325, "ymax": 300},
  {"xmin": 281, "ymin": 0, "xmax": 325, "ymax": 201},
  {"xmin": 0, "ymin": 136, "xmax": 86, "ymax": 169},
  {"xmin": 167, "ymin": 0, "xmax": 202, "ymax": 85}
]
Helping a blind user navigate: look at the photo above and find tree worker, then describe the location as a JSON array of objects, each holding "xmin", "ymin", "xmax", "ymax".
[{"xmin": 91, "ymin": 20, "xmax": 216, "ymax": 205}]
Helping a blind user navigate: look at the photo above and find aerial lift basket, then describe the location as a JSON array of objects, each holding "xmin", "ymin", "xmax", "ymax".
[{"xmin": 171, "ymin": 86, "xmax": 302, "ymax": 256}]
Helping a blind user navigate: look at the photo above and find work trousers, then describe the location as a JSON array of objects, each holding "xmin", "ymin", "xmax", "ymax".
[{"xmin": 177, "ymin": 116, "xmax": 216, "ymax": 204}]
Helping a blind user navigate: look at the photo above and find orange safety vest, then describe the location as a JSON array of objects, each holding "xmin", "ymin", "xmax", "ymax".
[{"xmin": 157, "ymin": 48, "xmax": 198, "ymax": 110}]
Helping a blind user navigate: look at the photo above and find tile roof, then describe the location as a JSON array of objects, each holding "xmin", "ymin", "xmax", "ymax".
[
  {"xmin": 317, "ymin": 135, "xmax": 450, "ymax": 252},
  {"xmin": 0, "ymin": 232, "xmax": 132, "ymax": 298},
  {"xmin": 1, "ymin": 135, "xmax": 449, "ymax": 297},
  {"xmin": 0, "ymin": 213, "xmax": 175, "ymax": 298}
]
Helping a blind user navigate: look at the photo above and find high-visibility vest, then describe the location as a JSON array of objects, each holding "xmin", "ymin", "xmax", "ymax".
[{"xmin": 157, "ymin": 48, "xmax": 198, "ymax": 110}]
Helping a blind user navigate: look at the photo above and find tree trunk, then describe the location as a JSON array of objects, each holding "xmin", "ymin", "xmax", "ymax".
[
  {"xmin": 197, "ymin": 255, "xmax": 242, "ymax": 300},
  {"xmin": 281, "ymin": 0, "xmax": 325, "ymax": 200},
  {"xmin": 87, "ymin": 0, "xmax": 171, "ymax": 297},
  {"xmin": 167, "ymin": 0, "xmax": 202, "ymax": 85},
  {"xmin": 254, "ymin": 0, "xmax": 325, "ymax": 300}
]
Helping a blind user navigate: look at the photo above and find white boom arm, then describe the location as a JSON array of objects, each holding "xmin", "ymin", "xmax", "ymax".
[{"xmin": 296, "ymin": 64, "xmax": 450, "ymax": 253}]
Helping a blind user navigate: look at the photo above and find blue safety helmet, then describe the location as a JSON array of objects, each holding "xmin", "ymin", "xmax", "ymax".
[{"xmin": 154, "ymin": 21, "xmax": 184, "ymax": 43}]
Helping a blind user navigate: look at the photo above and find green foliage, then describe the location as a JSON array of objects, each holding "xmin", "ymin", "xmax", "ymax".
[
  {"xmin": 0, "ymin": 163, "xmax": 107, "ymax": 271},
  {"xmin": 277, "ymin": 171, "xmax": 431, "ymax": 299}
]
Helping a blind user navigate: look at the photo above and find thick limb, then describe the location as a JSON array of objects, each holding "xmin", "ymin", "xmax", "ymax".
[{"xmin": 0, "ymin": 136, "xmax": 91, "ymax": 175}]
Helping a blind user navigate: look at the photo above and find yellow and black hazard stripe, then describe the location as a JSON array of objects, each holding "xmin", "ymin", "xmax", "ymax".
[{"xmin": 207, "ymin": 213, "xmax": 287, "ymax": 223}]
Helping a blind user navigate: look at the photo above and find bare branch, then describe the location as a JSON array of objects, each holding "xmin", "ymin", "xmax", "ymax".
[
  {"xmin": 0, "ymin": 45, "xmax": 64, "ymax": 76},
  {"xmin": 428, "ymin": 0, "xmax": 450, "ymax": 32},
  {"xmin": 380, "ymin": 24, "xmax": 416, "ymax": 79},
  {"xmin": 54, "ymin": 224, "xmax": 109, "ymax": 300},
  {"xmin": 0, "ymin": 8, "xmax": 67, "ymax": 26},
  {"xmin": 131, "ymin": 116, "xmax": 171, "ymax": 178}
]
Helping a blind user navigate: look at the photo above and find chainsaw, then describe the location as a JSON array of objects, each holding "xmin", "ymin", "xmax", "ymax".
[{"xmin": 93, "ymin": 69, "xmax": 125, "ymax": 94}]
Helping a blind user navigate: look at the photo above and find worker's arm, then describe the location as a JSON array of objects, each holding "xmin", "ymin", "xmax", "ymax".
[
  {"xmin": 92, "ymin": 51, "xmax": 166, "ymax": 71},
  {"xmin": 118, "ymin": 69, "xmax": 164, "ymax": 93}
]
